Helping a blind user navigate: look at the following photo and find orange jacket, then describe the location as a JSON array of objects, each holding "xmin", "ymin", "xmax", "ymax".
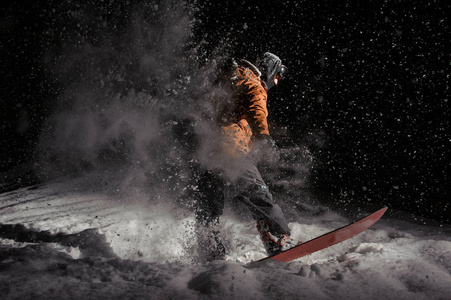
[{"xmin": 221, "ymin": 61, "xmax": 270, "ymax": 156}]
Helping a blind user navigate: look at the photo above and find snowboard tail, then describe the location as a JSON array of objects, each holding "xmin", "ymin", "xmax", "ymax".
[{"xmin": 259, "ymin": 207, "xmax": 388, "ymax": 262}]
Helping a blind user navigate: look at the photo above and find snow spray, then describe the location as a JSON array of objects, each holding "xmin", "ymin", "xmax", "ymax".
[{"xmin": 35, "ymin": 1, "xmax": 225, "ymax": 201}]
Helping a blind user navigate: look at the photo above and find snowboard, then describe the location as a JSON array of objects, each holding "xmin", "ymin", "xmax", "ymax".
[{"xmin": 258, "ymin": 207, "xmax": 388, "ymax": 262}]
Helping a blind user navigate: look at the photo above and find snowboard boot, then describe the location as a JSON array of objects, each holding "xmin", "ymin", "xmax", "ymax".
[{"xmin": 257, "ymin": 220, "xmax": 301, "ymax": 256}]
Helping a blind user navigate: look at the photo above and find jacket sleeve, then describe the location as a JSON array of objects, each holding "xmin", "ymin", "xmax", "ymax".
[{"xmin": 236, "ymin": 75, "xmax": 270, "ymax": 138}]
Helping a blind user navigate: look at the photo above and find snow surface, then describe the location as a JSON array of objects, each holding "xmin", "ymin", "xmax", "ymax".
[
  {"xmin": 1, "ymin": 2, "xmax": 450, "ymax": 298},
  {"xmin": 1, "ymin": 177, "xmax": 450, "ymax": 299}
]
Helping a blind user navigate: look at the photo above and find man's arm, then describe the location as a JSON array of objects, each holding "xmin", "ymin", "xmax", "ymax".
[{"xmin": 242, "ymin": 78, "xmax": 270, "ymax": 138}]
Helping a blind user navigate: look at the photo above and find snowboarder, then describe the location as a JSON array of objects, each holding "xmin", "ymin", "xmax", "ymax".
[{"xmin": 194, "ymin": 52, "xmax": 299, "ymax": 260}]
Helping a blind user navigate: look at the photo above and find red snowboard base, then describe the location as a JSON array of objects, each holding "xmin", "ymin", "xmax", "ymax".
[{"xmin": 259, "ymin": 207, "xmax": 388, "ymax": 262}]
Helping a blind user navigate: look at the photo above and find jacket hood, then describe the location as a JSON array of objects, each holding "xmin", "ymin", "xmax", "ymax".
[
  {"xmin": 238, "ymin": 59, "xmax": 262, "ymax": 78},
  {"xmin": 255, "ymin": 52, "xmax": 282, "ymax": 90}
]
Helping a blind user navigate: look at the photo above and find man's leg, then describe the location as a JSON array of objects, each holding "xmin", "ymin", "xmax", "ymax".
[
  {"xmin": 235, "ymin": 163, "xmax": 300, "ymax": 255},
  {"xmin": 235, "ymin": 164, "xmax": 290, "ymax": 235},
  {"xmin": 194, "ymin": 169, "xmax": 226, "ymax": 260},
  {"xmin": 195, "ymin": 170, "xmax": 225, "ymax": 226}
]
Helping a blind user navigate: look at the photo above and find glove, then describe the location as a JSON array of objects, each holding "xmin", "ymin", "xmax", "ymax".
[{"xmin": 251, "ymin": 135, "xmax": 280, "ymax": 165}]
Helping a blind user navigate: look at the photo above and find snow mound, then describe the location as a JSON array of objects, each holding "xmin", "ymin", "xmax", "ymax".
[{"xmin": 1, "ymin": 181, "xmax": 451, "ymax": 299}]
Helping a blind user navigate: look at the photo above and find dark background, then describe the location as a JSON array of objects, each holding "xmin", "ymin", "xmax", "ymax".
[{"xmin": 1, "ymin": 0, "xmax": 449, "ymax": 222}]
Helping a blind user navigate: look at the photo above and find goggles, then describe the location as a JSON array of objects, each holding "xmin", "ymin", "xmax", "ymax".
[{"xmin": 276, "ymin": 65, "xmax": 288, "ymax": 80}]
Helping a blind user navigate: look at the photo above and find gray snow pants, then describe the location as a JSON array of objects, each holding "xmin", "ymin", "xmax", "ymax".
[{"xmin": 195, "ymin": 162, "xmax": 291, "ymax": 236}]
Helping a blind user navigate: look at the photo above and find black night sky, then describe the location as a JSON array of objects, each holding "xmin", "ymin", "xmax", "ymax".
[{"xmin": 1, "ymin": 0, "xmax": 449, "ymax": 222}]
